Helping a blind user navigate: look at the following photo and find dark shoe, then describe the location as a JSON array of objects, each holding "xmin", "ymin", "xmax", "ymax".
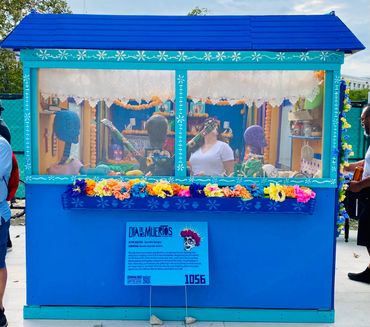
[
  {"xmin": 7, "ymin": 231, "xmax": 12, "ymax": 252},
  {"xmin": 6, "ymin": 240, "xmax": 12, "ymax": 253},
  {"xmin": 0, "ymin": 308, "xmax": 7, "ymax": 327},
  {"xmin": 348, "ymin": 267, "xmax": 370, "ymax": 284}
]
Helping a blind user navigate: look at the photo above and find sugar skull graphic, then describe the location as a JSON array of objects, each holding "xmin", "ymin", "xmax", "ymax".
[{"xmin": 180, "ymin": 229, "xmax": 201, "ymax": 251}]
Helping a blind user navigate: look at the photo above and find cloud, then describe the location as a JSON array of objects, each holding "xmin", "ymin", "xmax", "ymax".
[
  {"xmin": 293, "ymin": 0, "xmax": 345, "ymax": 14},
  {"xmin": 342, "ymin": 53, "xmax": 370, "ymax": 78}
]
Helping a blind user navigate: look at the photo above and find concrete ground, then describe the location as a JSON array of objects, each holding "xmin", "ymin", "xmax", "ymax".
[{"xmin": 5, "ymin": 226, "xmax": 370, "ymax": 327}]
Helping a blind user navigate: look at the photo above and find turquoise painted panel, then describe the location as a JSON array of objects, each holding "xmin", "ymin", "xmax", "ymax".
[
  {"xmin": 24, "ymin": 174, "xmax": 337, "ymax": 187},
  {"xmin": 21, "ymin": 48, "xmax": 342, "ymax": 187},
  {"xmin": 175, "ymin": 71, "xmax": 187, "ymax": 177},
  {"xmin": 23, "ymin": 66, "xmax": 32, "ymax": 176},
  {"xmin": 30, "ymin": 68, "xmax": 39, "ymax": 175},
  {"xmin": 323, "ymin": 71, "xmax": 333, "ymax": 178},
  {"xmin": 330, "ymin": 70, "xmax": 341, "ymax": 181},
  {"xmin": 21, "ymin": 49, "xmax": 344, "ymax": 64},
  {"xmin": 24, "ymin": 305, "xmax": 334, "ymax": 323},
  {"xmin": 24, "ymin": 61, "xmax": 342, "ymax": 71}
]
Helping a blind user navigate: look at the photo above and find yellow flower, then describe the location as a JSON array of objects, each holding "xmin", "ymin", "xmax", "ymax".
[
  {"xmin": 264, "ymin": 183, "xmax": 286, "ymax": 202},
  {"xmin": 204, "ymin": 184, "xmax": 224, "ymax": 197},
  {"xmin": 94, "ymin": 180, "xmax": 113, "ymax": 196},
  {"xmin": 152, "ymin": 181, "xmax": 173, "ymax": 198}
]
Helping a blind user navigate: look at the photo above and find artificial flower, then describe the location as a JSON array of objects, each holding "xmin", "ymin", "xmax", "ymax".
[
  {"xmin": 85, "ymin": 179, "xmax": 96, "ymax": 196},
  {"xmin": 189, "ymin": 183, "xmax": 205, "ymax": 198},
  {"xmin": 204, "ymin": 184, "xmax": 223, "ymax": 197},
  {"xmin": 152, "ymin": 181, "xmax": 174, "ymax": 198},
  {"xmin": 66, "ymin": 179, "xmax": 87, "ymax": 197},
  {"xmin": 94, "ymin": 179, "xmax": 114, "ymax": 197},
  {"xmin": 112, "ymin": 181, "xmax": 131, "ymax": 201},
  {"xmin": 178, "ymin": 186, "xmax": 191, "ymax": 197},
  {"xmin": 294, "ymin": 185, "xmax": 316, "ymax": 203},
  {"xmin": 264, "ymin": 183, "xmax": 286, "ymax": 202},
  {"xmin": 131, "ymin": 182, "xmax": 148, "ymax": 198},
  {"xmin": 234, "ymin": 185, "xmax": 252, "ymax": 200},
  {"xmin": 222, "ymin": 186, "xmax": 237, "ymax": 197},
  {"xmin": 282, "ymin": 185, "xmax": 296, "ymax": 198},
  {"xmin": 171, "ymin": 183, "xmax": 182, "ymax": 196}
]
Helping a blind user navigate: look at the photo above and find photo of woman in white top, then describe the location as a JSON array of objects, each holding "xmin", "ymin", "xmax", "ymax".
[{"xmin": 189, "ymin": 120, "xmax": 234, "ymax": 176}]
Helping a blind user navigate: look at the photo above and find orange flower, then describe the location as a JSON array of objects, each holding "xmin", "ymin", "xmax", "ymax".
[
  {"xmin": 146, "ymin": 183, "xmax": 157, "ymax": 196},
  {"xmin": 222, "ymin": 187, "xmax": 236, "ymax": 197},
  {"xmin": 85, "ymin": 179, "xmax": 96, "ymax": 196},
  {"xmin": 234, "ymin": 185, "xmax": 252, "ymax": 200},
  {"xmin": 106, "ymin": 179, "xmax": 120, "ymax": 189},
  {"xmin": 282, "ymin": 186, "xmax": 296, "ymax": 198},
  {"xmin": 171, "ymin": 183, "xmax": 182, "ymax": 196}
]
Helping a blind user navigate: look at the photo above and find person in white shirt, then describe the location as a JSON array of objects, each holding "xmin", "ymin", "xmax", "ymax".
[
  {"xmin": 347, "ymin": 105, "xmax": 370, "ymax": 284},
  {"xmin": 0, "ymin": 134, "xmax": 12, "ymax": 327},
  {"xmin": 189, "ymin": 122, "xmax": 234, "ymax": 176}
]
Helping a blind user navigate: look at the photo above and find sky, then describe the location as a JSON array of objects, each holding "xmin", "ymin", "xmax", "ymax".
[{"xmin": 66, "ymin": 0, "xmax": 370, "ymax": 77}]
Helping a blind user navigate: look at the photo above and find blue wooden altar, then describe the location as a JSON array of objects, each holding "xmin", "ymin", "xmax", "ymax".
[{"xmin": 1, "ymin": 12, "xmax": 365, "ymax": 323}]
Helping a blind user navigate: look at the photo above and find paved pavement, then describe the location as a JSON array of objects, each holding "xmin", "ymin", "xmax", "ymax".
[{"xmin": 5, "ymin": 226, "xmax": 370, "ymax": 326}]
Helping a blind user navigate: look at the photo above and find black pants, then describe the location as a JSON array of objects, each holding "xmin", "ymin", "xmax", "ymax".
[
  {"xmin": 357, "ymin": 192, "xmax": 370, "ymax": 247},
  {"xmin": 345, "ymin": 188, "xmax": 370, "ymax": 247}
]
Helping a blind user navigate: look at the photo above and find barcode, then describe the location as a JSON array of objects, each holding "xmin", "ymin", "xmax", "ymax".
[{"xmin": 143, "ymin": 276, "xmax": 151, "ymax": 284}]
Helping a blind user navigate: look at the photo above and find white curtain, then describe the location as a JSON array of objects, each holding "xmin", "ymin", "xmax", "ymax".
[
  {"xmin": 39, "ymin": 69, "xmax": 320, "ymax": 107},
  {"xmin": 39, "ymin": 69, "xmax": 175, "ymax": 106},
  {"xmin": 188, "ymin": 71, "xmax": 320, "ymax": 107}
]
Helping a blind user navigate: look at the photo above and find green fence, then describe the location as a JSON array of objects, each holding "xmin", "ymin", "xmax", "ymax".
[
  {"xmin": 0, "ymin": 94, "xmax": 25, "ymax": 198},
  {"xmin": 346, "ymin": 102, "xmax": 370, "ymax": 161}
]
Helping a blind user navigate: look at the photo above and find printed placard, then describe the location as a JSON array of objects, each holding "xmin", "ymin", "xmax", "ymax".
[{"xmin": 125, "ymin": 222, "xmax": 209, "ymax": 286}]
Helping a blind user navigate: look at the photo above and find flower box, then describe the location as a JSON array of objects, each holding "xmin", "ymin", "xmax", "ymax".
[{"xmin": 61, "ymin": 194, "xmax": 316, "ymax": 214}]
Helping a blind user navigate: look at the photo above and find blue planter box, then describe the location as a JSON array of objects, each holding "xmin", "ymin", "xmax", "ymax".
[{"xmin": 61, "ymin": 194, "xmax": 315, "ymax": 214}]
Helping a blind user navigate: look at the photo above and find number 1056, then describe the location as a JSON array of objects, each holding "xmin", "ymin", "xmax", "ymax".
[{"xmin": 185, "ymin": 274, "xmax": 206, "ymax": 284}]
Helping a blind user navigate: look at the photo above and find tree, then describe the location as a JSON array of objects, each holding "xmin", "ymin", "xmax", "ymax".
[
  {"xmin": 349, "ymin": 88, "xmax": 370, "ymax": 102},
  {"xmin": 0, "ymin": 0, "xmax": 72, "ymax": 94},
  {"xmin": 188, "ymin": 6, "xmax": 208, "ymax": 16}
]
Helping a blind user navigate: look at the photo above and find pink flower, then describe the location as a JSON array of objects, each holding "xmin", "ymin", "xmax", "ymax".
[
  {"xmin": 294, "ymin": 185, "xmax": 316, "ymax": 203},
  {"xmin": 178, "ymin": 189, "xmax": 191, "ymax": 197}
]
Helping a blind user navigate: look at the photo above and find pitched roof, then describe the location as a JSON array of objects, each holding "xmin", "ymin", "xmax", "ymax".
[{"xmin": 0, "ymin": 11, "xmax": 365, "ymax": 53}]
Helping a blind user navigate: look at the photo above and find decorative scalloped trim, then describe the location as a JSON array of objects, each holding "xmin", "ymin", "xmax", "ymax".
[{"xmin": 22, "ymin": 49, "xmax": 344, "ymax": 64}]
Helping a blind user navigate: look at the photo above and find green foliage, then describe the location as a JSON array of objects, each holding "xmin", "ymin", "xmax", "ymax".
[
  {"xmin": 0, "ymin": 0, "xmax": 71, "ymax": 93},
  {"xmin": 0, "ymin": 49, "xmax": 22, "ymax": 93},
  {"xmin": 188, "ymin": 6, "xmax": 208, "ymax": 16},
  {"xmin": 349, "ymin": 88, "xmax": 370, "ymax": 102}
]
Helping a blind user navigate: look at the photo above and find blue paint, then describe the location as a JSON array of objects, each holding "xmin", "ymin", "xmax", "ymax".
[
  {"xmin": 61, "ymin": 193, "xmax": 316, "ymax": 215},
  {"xmin": 26, "ymin": 184, "xmax": 336, "ymax": 310},
  {"xmin": 23, "ymin": 305, "xmax": 335, "ymax": 323},
  {"xmin": 1, "ymin": 13, "xmax": 364, "ymax": 53}
]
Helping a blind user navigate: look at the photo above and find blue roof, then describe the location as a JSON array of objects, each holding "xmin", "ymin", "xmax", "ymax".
[{"xmin": 0, "ymin": 12, "xmax": 365, "ymax": 53}]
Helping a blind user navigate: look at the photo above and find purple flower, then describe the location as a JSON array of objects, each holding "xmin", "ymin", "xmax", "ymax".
[
  {"xmin": 66, "ymin": 179, "xmax": 87, "ymax": 197},
  {"xmin": 189, "ymin": 183, "xmax": 205, "ymax": 198}
]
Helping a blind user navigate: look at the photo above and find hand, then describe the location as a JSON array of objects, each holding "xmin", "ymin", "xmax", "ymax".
[{"xmin": 348, "ymin": 181, "xmax": 362, "ymax": 193}]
